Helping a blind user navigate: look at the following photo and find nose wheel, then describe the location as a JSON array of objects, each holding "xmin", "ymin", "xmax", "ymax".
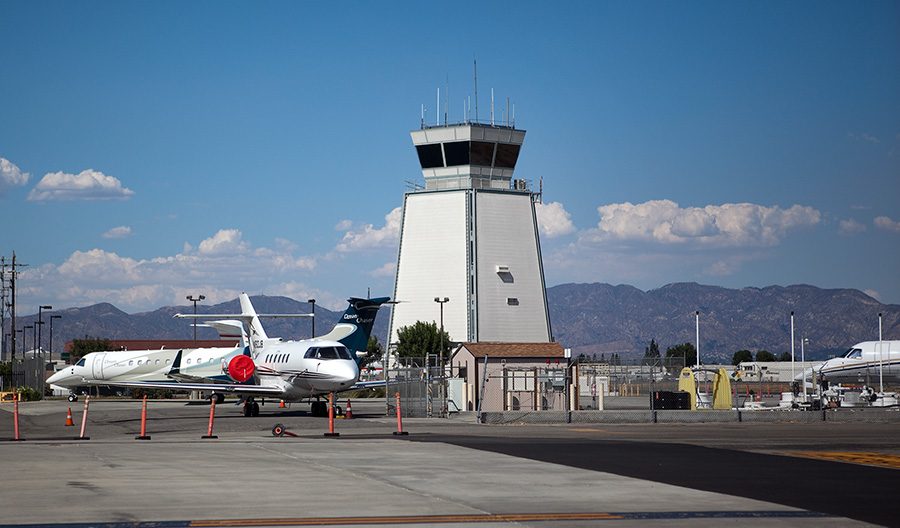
[{"xmin": 67, "ymin": 393, "xmax": 78, "ymax": 402}]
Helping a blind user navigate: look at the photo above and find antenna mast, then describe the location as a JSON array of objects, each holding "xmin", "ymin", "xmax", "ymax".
[{"xmin": 473, "ymin": 58, "xmax": 479, "ymax": 123}]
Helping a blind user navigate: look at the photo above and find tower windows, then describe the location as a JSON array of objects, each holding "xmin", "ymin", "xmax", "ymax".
[{"xmin": 415, "ymin": 141, "xmax": 518, "ymax": 169}]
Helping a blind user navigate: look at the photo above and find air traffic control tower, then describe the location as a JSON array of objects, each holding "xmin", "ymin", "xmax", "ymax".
[{"xmin": 388, "ymin": 120, "xmax": 552, "ymax": 346}]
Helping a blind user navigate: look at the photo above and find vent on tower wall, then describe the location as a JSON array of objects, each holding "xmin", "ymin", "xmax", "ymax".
[{"xmin": 496, "ymin": 265, "xmax": 510, "ymax": 273}]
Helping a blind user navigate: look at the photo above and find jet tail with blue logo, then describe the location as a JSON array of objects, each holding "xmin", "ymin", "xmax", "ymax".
[{"xmin": 318, "ymin": 296, "xmax": 390, "ymax": 360}]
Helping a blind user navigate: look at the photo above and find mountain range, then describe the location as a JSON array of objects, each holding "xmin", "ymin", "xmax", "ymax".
[{"xmin": 7, "ymin": 283, "xmax": 898, "ymax": 363}]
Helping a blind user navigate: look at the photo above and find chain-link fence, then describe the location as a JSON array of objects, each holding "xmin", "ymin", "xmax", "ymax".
[
  {"xmin": 385, "ymin": 359, "xmax": 447, "ymax": 418},
  {"xmin": 477, "ymin": 366, "xmax": 570, "ymax": 412}
]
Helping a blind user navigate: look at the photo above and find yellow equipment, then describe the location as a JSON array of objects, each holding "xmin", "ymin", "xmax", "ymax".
[{"xmin": 677, "ymin": 367, "xmax": 733, "ymax": 410}]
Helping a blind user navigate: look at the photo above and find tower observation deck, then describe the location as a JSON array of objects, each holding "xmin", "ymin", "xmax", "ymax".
[
  {"xmin": 389, "ymin": 120, "xmax": 552, "ymax": 348},
  {"xmin": 412, "ymin": 123, "xmax": 527, "ymax": 191}
]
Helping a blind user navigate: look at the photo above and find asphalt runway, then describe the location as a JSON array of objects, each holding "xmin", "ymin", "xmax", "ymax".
[{"xmin": 1, "ymin": 398, "xmax": 898, "ymax": 527}]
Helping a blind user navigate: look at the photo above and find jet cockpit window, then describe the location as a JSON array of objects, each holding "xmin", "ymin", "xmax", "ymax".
[
  {"xmin": 75, "ymin": 358, "xmax": 86, "ymax": 367},
  {"xmin": 304, "ymin": 347, "xmax": 350, "ymax": 360},
  {"xmin": 844, "ymin": 348, "xmax": 863, "ymax": 359}
]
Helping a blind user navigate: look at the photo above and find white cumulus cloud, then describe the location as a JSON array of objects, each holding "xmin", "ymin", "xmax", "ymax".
[
  {"xmin": 535, "ymin": 201, "xmax": 576, "ymax": 238},
  {"xmin": 838, "ymin": 219, "xmax": 866, "ymax": 236},
  {"xmin": 336, "ymin": 207, "xmax": 402, "ymax": 252},
  {"xmin": 874, "ymin": 216, "xmax": 900, "ymax": 233},
  {"xmin": 197, "ymin": 229, "xmax": 248, "ymax": 255},
  {"xmin": 28, "ymin": 169, "xmax": 135, "ymax": 201},
  {"xmin": 582, "ymin": 200, "xmax": 820, "ymax": 247},
  {"xmin": 102, "ymin": 226, "xmax": 133, "ymax": 239},
  {"xmin": 19, "ymin": 230, "xmax": 320, "ymax": 313},
  {"xmin": 0, "ymin": 157, "xmax": 30, "ymax": 192}
]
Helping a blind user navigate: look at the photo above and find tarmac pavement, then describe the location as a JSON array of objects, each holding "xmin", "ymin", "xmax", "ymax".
[{"xmin": 0, "ymin": 398, "xmax": 897, "ymax": 527}]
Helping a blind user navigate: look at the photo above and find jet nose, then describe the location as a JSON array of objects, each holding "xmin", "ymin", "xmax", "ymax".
[
  {"xmin": 338, "ymin": 361, "xmax": 359, "ymax": 386},
  {"xmin": 47, "ymin": 368, "xmax": 73, "ymax": 387}
]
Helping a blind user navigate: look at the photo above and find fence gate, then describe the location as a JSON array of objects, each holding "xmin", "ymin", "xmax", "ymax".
[
  {"xmin": 488, "ymin": 367, "xmax": 568, "ymax": 411},
  {"xmin": 386, "ymin": 365, "xmax": 446, "ymax": 418}
]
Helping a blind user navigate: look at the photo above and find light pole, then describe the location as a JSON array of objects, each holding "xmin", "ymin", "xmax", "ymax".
[
  {"xmin": 878, "ymin": 312, "xmax": 883, "ymax": 395},
  {"xmin": 307, "ymin": 299, "xmax": 316, "ymax": 338},
  {"xmin": 790, "ymin": 311, "xmax": 795, "ymax": 391},
  {"xmin": 186, "ymin": 295, "xmax": 205, "ymax": 341},
  {"xmin": 801, "ymin": 337, "xmax": 809, "ymax": 401},
  {"xmin": 15, "ymin": 328, "xmax": 23, "ymax": 387},
  {"xmin": 37, "ymin": 305, "xmax": 51, "ymax": 360},
  {"xmin": 49, "ymin": 315, "xmax": 61, "ymax": 363},
  {"xmin": 694, "ymin": 311, "xmax": 700, "ymax": 369},
  {"xmin": 434, "ymin": 297, "xmax": 449, "ymax": 373},
  {"xmin": 24, "ymin": 325, "xmax": 32, "ymax": 388}
]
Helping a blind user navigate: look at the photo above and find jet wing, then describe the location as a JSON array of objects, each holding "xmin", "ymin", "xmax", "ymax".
[
  {"xmin": 81, "ymin": 379, "xmax": 284, "ymax": 395},
  {"xmin": 349, "ymin": 379, "xmax": 391, "ymax": 390}
]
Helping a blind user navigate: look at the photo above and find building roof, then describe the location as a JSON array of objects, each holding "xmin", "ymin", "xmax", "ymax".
[{"xmin": 453, "ymin": 342, "xmax": 565, "ymax": 358}]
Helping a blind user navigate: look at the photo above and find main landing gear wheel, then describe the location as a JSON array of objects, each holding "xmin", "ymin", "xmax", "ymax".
[
  {"xmin": 242, "ymin": 401, "xmax": 260, "ymax": 417},
  {"xmin": 68, "ymin": 394, "xmax": 78, "ymax": 402},
  {"xmin": 311, "ymin": 401, "xmax": 327, "ymax": 417},
  {"xmin": 209, "ymin": 393, "xmax": 225, "ymax": 405}
]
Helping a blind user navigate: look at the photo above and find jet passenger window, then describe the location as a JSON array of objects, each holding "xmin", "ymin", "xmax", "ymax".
[{"xmin": 76, "ymin": 358, "xmax": 86, "ymax": 367}]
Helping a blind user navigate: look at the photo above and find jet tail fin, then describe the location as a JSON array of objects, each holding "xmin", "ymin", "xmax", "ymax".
[
  {"xmin": 318, "ymin": 297, "xmax": 390, "ymax": 360},
  {"xmin": 239, "ymin": 293, "xmax": 268, "ymax": 342}
]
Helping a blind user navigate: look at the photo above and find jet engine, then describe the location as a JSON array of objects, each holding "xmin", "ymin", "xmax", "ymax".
[{"xmin": 227, "ymin": 355, "xmax": 255, "ymax": 383}]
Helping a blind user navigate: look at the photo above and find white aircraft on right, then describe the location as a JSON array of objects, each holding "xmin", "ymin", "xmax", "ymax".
[{"xmin": 812, "ymin": 340, "xmax": 899, "ymax": 384}]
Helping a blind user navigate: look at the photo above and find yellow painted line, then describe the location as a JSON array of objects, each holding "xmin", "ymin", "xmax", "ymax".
[
  {"xmin": 191, "ymin": 512, "xmax": 623, "ymax": 526},
  {"xmin": 786, "ymin": 451, "xmax": 900, "ymax": 469}
]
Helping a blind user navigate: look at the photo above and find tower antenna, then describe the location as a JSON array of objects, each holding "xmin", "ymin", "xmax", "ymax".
[
  {"xmin": 436, "ymin": 88, "xmax": 440, "ymax": 127},
  {"xmin": 473, "ymin": 58, "xmax": 479, "ymax": 122},
  {"xmin": 490, "ymin": 88, "xmax": 494, "ymax": 126}
]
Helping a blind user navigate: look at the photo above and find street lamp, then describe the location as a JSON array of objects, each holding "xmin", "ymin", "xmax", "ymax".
[
  {"xmin": 37, "ymin": 305, "xmax": 51, "ymax": 359},
  {"xmin": 186, "ymin": 295, "xmax": 205, "ymax": 341},
  {"xmin": 801, "ymin": 337, "xmax": 809, "ymax": 401},
  {"xmin": 307, "ymin": 299, "xmax": 316, "ymax": 338},
  {"xmin": 434, "ymin": 297, "xmax": 449, "ymax": 373},
  {"xmin": 694, "ymin": 311, "xmax": 700, "ymax": 369},
  {"xmin": 23, "ymin": 325, "xmax": 33, "ymax": 387},
  {"xmin": 49, "ymin": 315, "xmax": 61, "ymax": 363}
]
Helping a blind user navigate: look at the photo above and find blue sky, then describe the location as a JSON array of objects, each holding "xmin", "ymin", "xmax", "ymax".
[{"xmin": 1, "ymin": 1, "xmax": 898, "ymax": 315}]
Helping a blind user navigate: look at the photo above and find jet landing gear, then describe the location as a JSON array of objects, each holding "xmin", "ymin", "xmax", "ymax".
[
  {"xmin": 67, "ymin": 393, "xmax": 78, "ymax": 403},
  {"xmin": 310, "ymin": 400, "xmax": 327, "ymax": 417},
  {"xmin": 242, "ymin": 398, "xmax": 260, "ymax": 417},
  {"xmin": 309, "ymin": 399, "xmax": 342, "ymax": 417}
]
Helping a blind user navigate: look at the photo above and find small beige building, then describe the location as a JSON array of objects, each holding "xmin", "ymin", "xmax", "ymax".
[{"xmin": 450, "ymin": 342, "xmax": 575, "ymax": 412}]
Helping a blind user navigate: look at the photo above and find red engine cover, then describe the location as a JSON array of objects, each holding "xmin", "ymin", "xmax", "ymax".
[{"xmin": 227, "ymin": 355, "xmax": 255, "ymax": 383}]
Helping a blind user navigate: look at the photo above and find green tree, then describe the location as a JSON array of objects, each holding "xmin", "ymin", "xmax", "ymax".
[
  {"xmin": 70, "ymin": 337, "xmax": 112, "ymax": 362},
  {"xmin": 756, "ymin": 350, "xmax": 776, "ymax": 362},
  {"xmin": 395, "ymin": 321, "xmax": 451, "ymax": 361},
  {"xmin": 778, "ymin": 351, "xmax": 792, "ymax": 361},
  {"xmin": 666, "ymin": 342, "xmax": 697, "ymax": 367},
  {"xmin": 643, "ymin": 339, "xmax": 660, "ymax": 359},
  {"xmin": 732, "ymin": 349, "xmax": 753, "ymax": 365},
  {"xmin": 359, "ymin": 335, "xmax": 384, "ymax": 369}
]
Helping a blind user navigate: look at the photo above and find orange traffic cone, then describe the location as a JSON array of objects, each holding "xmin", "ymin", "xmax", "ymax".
[
  {"xmin": 65, "ymin": 407, "xmax": 75, "ymax": 427},
  {"xmin": 279, "ymin": 400, "xmax": 286, "ymax": 408},
  {"xmin": 345, "ymin": 399, "xmax": 353, "ymax": 419}
]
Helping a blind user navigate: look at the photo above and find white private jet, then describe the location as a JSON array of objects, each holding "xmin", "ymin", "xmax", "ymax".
[
  {"xmin": 47, "ymin": 293, "xmax": 390, "ymax": 416},
  {"xmin": 812, "ymin": 340, "xmax": 900, "ymax": 385}
]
